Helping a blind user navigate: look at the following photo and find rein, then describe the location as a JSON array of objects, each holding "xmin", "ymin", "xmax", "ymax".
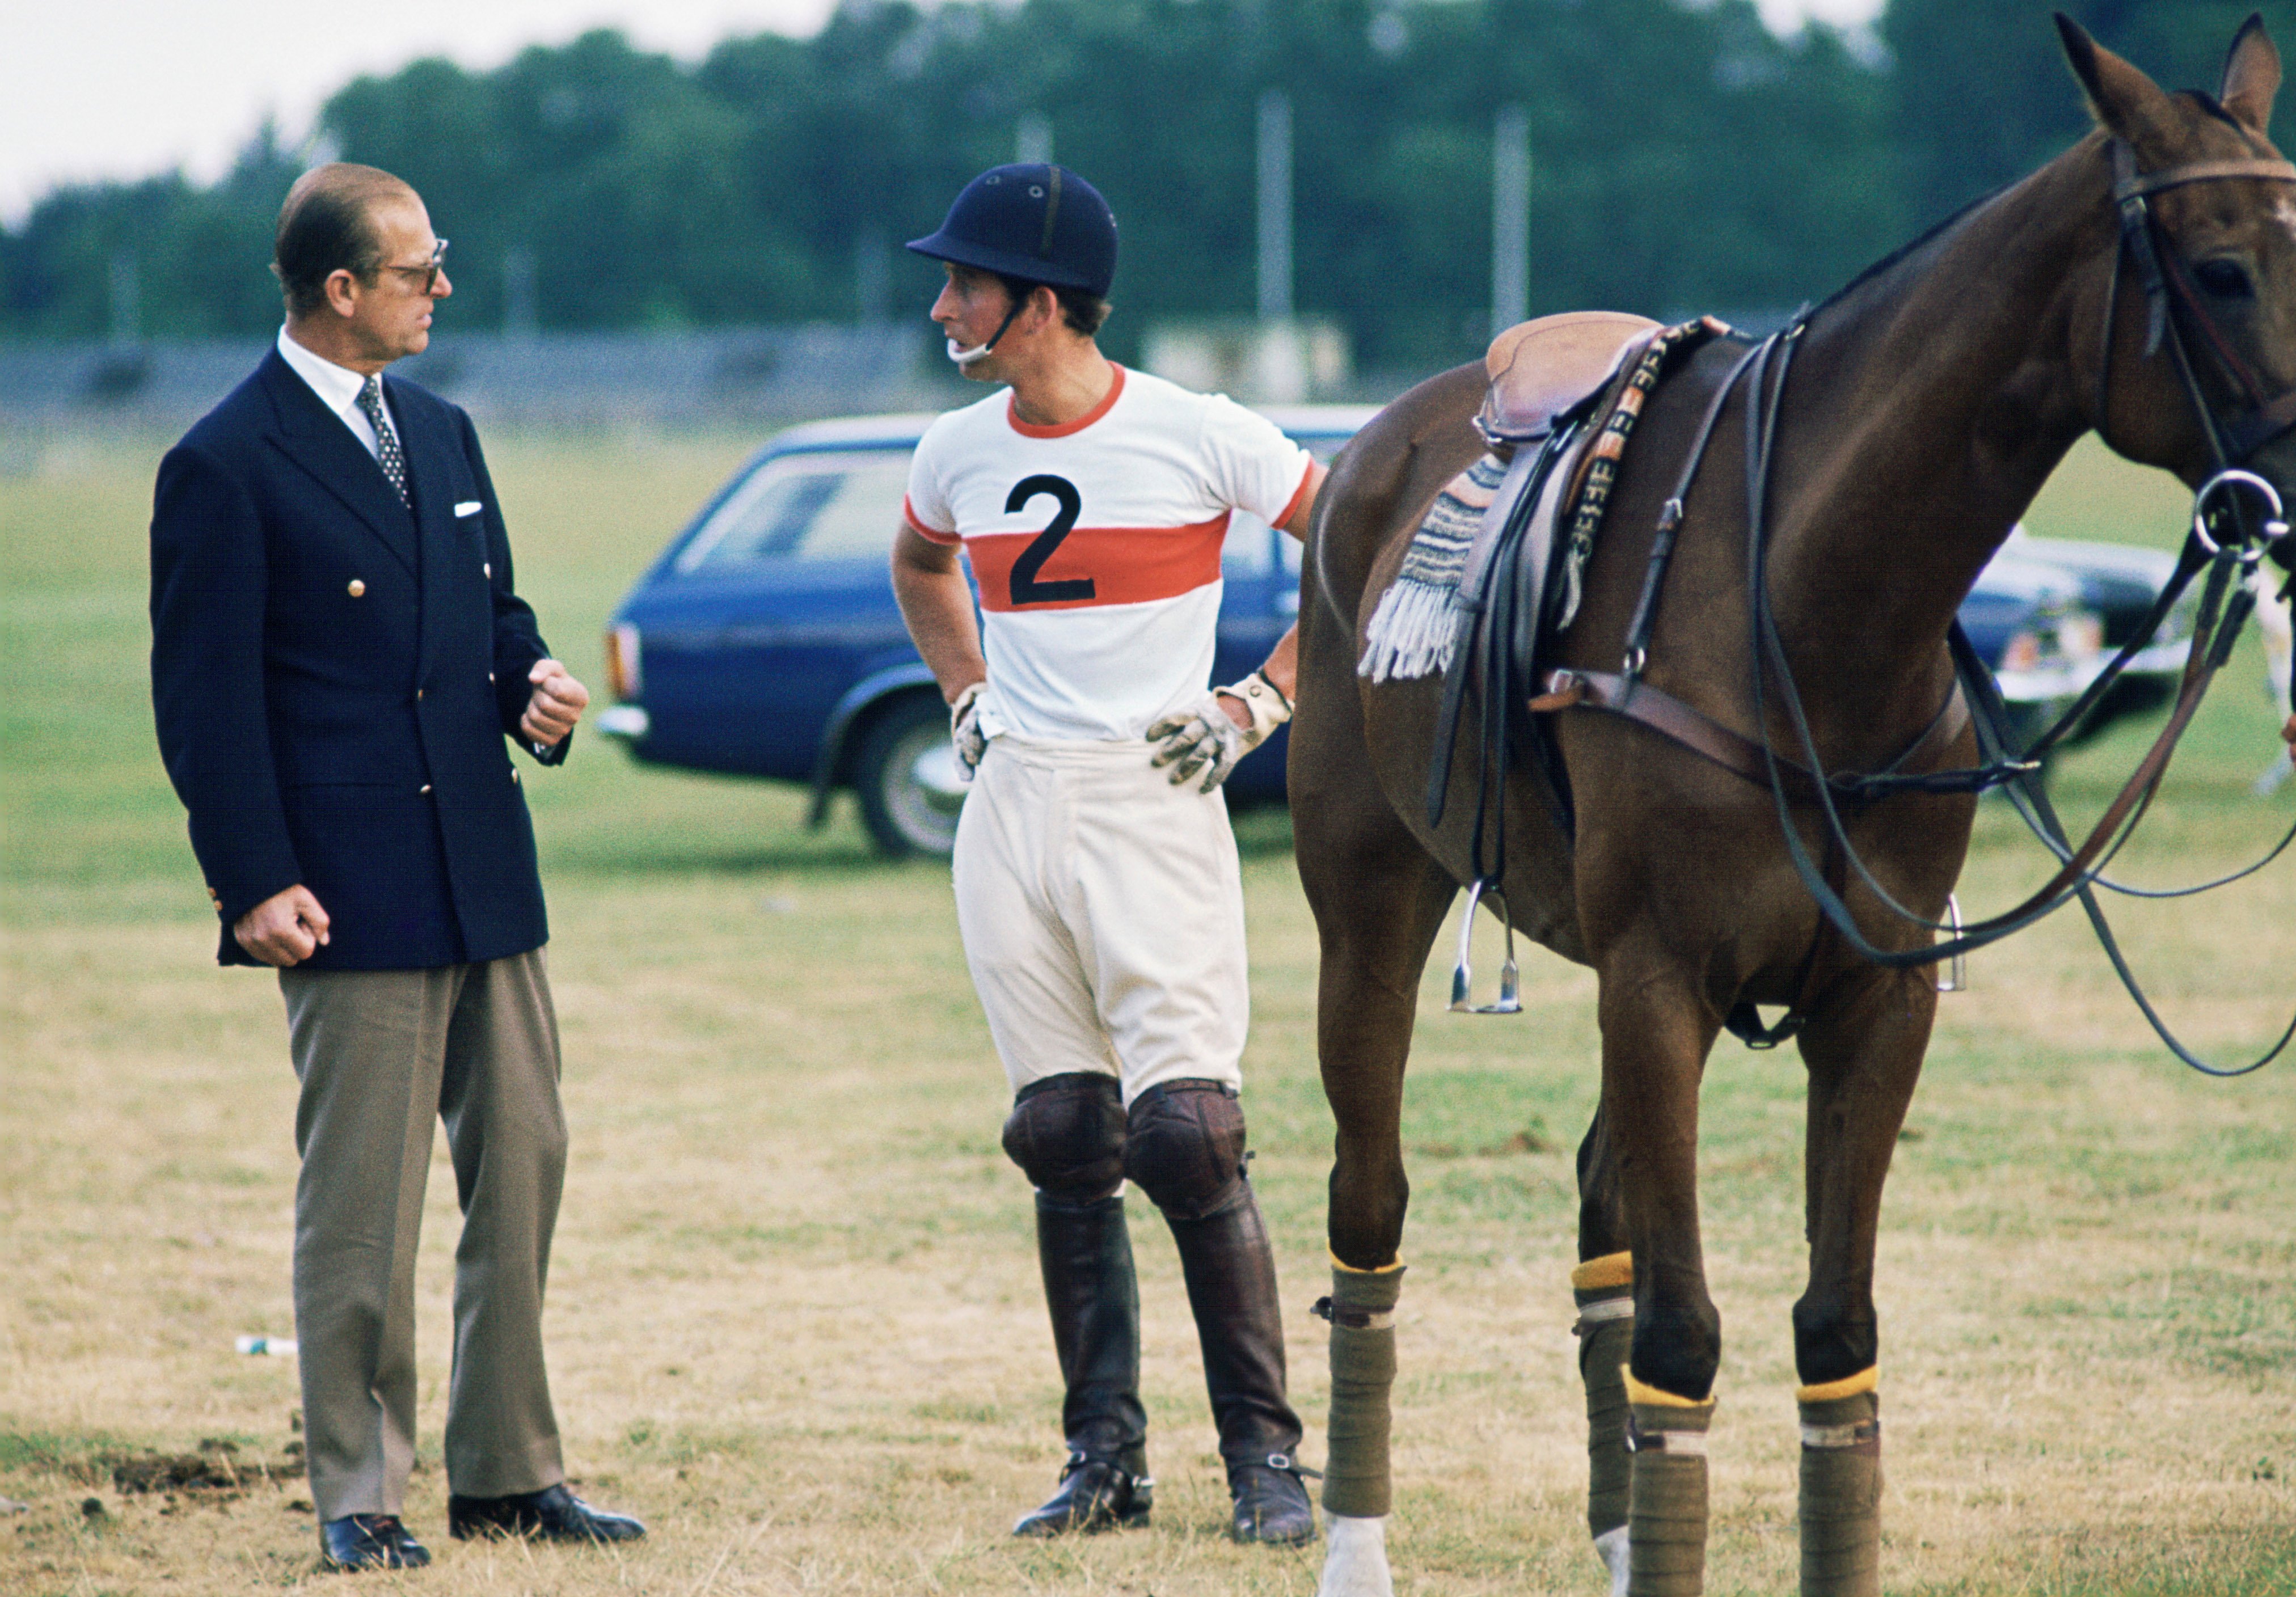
[
  {"xmin": 1730, "ymin": 141, "xmax": 2296, "ymax": 1073},
  {"xmin": 1542, "ymin": 140, "xmax": 2296, "ymax": 1071}
]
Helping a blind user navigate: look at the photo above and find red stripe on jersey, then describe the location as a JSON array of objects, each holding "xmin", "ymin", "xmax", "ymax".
[
  {"xmin": 968, "ymin": 514, "xmax": 1230, "ymax": 612},
  {"xmin": 1271, "ymin": 458, "xmax": 1316, "ymax": 531},
  {"xmin": 903, "ymin": 495, "xmax": 961, "ymax": 545}
]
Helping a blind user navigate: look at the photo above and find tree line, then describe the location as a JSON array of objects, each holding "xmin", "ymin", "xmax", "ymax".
[{"xmin": 2, "ymin": 0, "xmax": 2284, "ymax": 373}]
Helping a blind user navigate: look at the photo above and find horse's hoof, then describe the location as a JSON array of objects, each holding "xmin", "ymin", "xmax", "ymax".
[
  {"xmin": 1594, "ymin": 1524, "xmax": 1631, "ymax": 1596},
  {"xmin": 1317, "ymin": 1513, "xmax": 1393, "ymax": 1597}
]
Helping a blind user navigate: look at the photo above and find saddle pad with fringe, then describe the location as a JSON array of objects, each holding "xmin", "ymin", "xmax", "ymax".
[
  {"xmin": 1354, "ymin": 454, "xmax": 1509, "ymax": 682},
  {"xmin": 1357, "ymin": 315, "xmax": 1732, "ymax": 683}
]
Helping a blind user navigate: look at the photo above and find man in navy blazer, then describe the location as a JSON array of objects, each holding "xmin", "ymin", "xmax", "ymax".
[{"xmin": 150, "ymin": 163, "xmax": 642, "ymax": 1570}]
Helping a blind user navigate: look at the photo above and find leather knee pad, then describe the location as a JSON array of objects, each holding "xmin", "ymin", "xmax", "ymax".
[
  {"xmin": 1003, "ymin": 1073, "xmax": 1126, "ymax": 1202},
  {"xmin": 1122, "ymin": 1080, "xmax": 1248, "ymax": 1222}
]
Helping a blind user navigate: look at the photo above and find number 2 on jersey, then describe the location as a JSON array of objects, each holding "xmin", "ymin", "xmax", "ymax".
[{"xmin": 1004, "ymin": 475, "xmax": 1096, "ymax": 606}]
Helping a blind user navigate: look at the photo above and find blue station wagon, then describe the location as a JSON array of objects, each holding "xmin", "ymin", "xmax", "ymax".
[{"xmin": 600, "ymin": 409, "xmax": 2188, "ymax": 857}]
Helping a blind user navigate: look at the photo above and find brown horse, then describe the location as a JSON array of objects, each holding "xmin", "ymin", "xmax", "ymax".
[{"xmin": 1293, "ymin": 16, "xmax": 2296, "ymax": 1597}]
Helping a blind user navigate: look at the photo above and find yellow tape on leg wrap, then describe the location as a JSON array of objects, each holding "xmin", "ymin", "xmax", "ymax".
[
  {"xmin": 1330, "ymin": 1250, "xmax": 1407, "ymax": 1274},
  {"xmin": 1571, "ymin": 1251, "xmax": 1633, "ymax": 1292},
  {"xmin": 1796, "ymin": 1366, "xmax": 1877, "ymax": 1404},
  {"xmin": 1623, "ymin": 1371, "xmax": 1711, "ymax": 1408}
]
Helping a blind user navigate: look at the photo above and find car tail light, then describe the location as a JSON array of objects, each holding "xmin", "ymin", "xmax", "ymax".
[
  {"xmin": 2059, "ymin": 612, "xmax": 2104, "ymax": 662},
  {"xmin": 604, "ymin": 624, "xmax": 642, "ymax": 700},
  {"xmin": 2000, "ymin": 630, "xmax": 2042, "ymax": 673}
]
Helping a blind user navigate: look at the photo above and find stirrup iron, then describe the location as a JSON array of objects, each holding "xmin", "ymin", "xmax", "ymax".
[
  {"xmin": 1934, "ymin": 893, "xmax": 1968, "ymax": 993},
  {"xmin": 1449, "ymin": 878, "xmax": 1521, "ymax": 1014}
]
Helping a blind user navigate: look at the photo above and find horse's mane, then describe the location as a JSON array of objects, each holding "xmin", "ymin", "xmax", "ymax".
[
  {"xmin": 1803, "ymin": 177, "xmax": 2019, "ymax": 328},
  {"xmin": 1806, "ymin": 90, "xmax": 2268, "ymax": 331}
]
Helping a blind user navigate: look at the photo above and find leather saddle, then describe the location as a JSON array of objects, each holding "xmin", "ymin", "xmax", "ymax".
[{"xmin": 1478, "ymin": 310, "xmax": 1662, "ymax": 451}]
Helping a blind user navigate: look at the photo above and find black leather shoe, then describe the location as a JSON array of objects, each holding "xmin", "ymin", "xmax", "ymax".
[
  {"xmin": 319, "ymin": 1514, "xmax": 432, "ymax": 1570},
  {"xmin": 1011, "ymin": 1453, "xmax": 1153, "ymax": 1537},
  {"xmin": 446, "ymin": 1483, "xmax": 645, "ymax": 1543},
  {"xmin": 1228, "ymin": 1453, "xmax": 1317, "ymax": 1545}
]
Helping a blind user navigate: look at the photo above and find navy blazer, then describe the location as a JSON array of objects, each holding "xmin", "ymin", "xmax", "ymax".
[{"xmin": 150, "ymin": 349, "xmax": 566, "ymax": 970}]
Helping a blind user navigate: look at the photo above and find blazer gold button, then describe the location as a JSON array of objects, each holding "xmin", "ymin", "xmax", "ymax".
[
  {"xmin": 483, "ymin": 563, "xmax": 492, "ymax": 578},
  {"xmin": 348, "ymin": 579, "xmax": 366, "ymax": 597},
  {"xmin": 420, "ymin": 784, "xmax": 432, "ymax": 795},
  {"xmin": 416, "ymin": 688, "xmax": 424, "ymax": 700},
  {"xmin": 511, "ymin": 770, "xmax": 521, "ymax": 784}
]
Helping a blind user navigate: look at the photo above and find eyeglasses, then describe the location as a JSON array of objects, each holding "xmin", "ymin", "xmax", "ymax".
[{"xmin": 379, "ymin": 238, "xmax": 450, "ymax": 294}]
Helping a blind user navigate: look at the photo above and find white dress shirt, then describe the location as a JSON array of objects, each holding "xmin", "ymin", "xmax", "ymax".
[{"xmin": 275, "ymin": 326, "xmax": 397, "ymax": 461}]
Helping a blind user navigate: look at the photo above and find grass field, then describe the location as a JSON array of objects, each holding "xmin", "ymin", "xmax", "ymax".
[{"xmin": 3, "ymin": 424, "xmax": 2293, "ymax": 1596}]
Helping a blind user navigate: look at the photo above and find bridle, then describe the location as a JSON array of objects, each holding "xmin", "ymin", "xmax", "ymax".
[
  {"xmin": 1726, "ymin": 137, "xmax": 2296, "ymax": 1073},
  {"xmin": 2097, "ymin": 140, "xmax": 2296, "ymax": 468}
]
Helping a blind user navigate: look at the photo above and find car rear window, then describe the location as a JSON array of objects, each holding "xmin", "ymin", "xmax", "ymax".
[{"xmin": 676, "ymin": 450, "xmax": 915, "ymax": 571}]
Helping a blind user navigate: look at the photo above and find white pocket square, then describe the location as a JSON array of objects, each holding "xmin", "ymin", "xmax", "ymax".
[{"xmin": 454, "ymin": 500, "xmax": 483, "ymax": 517}]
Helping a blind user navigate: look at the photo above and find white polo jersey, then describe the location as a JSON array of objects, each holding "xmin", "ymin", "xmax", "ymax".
[{"xmin": 904, "ymin": 364, "xmax": 1313, "ymax": 741}]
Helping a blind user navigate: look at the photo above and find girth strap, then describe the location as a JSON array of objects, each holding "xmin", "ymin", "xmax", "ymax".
[{"xmin": 1534, "ymin": 667, "xmax": 1971, "ymax": 805}]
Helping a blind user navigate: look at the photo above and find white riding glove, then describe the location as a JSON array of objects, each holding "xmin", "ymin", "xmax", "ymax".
[
  {"xmin": 1147, "ymin": 670, "xmax": 1293, "ymax": 793},
  {"xmin": 949, "ymin": 681, "xmax": 988, "ymax": 783}
]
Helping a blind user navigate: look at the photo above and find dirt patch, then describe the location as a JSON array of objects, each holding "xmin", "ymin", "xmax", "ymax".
[{"xmin": 104, "ymin": 1443, "xmax": 302, "ymax": 1499}]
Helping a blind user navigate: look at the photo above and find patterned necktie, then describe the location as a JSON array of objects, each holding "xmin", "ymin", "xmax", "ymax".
[{"xmin": 354, "ymin": 375, "xmax": 409, "ymax": 507}]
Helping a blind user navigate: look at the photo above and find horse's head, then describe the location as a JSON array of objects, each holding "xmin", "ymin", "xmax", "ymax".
[{"xmin": 2063, "ymin": 13, "xmax": 2296, "ymax": 578}]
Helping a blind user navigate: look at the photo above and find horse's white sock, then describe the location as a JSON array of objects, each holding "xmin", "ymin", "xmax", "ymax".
[
  {"xmin": 1319, "ymin": 1513, "xmax": 1394, "ymax": 1597},
  {"xmin": 1594, "ymin": 1523, "xmax": 1632, "ymax": 1596}
]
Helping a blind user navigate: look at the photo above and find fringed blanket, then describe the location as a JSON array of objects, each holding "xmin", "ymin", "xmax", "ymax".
[
  {"xmin": 1356, "ymin": 454, "xmax": 1508, "ymax": 683},
  {"xmin": 1357, "ymin": 315, "xmax": 1733, "ymax": 683}
]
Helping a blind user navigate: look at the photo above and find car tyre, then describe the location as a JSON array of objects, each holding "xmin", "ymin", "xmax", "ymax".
[{"xmin": 853, "ymin": 694, "xmax": 967, "ymax": 859}]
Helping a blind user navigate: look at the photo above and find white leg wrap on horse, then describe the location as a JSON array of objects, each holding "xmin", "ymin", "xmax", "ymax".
[
  {"xmin": 1595, "ymin": 1524, "xmax": 1632, "ymax": 1597},
  {"xmin": 1318, "ymin": 1513, "xmax": 1394, "ymax": 1597}
]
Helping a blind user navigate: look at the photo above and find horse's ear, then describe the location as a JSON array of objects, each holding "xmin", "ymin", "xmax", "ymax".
[
  {"xmin": 2220, "ymin": 12, "xmax": 2281, "ymax": 137},
  {"xmin": 2056, "ymin": 12, "xmax": 2177, "ymax": 151}
]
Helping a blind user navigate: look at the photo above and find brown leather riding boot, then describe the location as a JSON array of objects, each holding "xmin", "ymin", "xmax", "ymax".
[
  {"xmin": 1012, "ymin": 1192, "xmax": 1151, "ymax": 1536},
  {"xmin": 1166, "ymin": 1184, "xmax": 1315, "ymax": 1544}
]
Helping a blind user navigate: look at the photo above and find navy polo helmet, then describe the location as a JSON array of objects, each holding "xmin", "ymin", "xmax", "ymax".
[{"xmin": 906, "ymin": 164, "xmax": 1117, "ymax": 298}]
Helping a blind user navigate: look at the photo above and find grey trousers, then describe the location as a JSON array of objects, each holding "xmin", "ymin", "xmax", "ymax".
[{"xmin": 278, "ymin": 947, "xmax": 569, "ymax": 1520}]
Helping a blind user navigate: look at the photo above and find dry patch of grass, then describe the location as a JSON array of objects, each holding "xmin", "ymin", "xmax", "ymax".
[{"xmin": 4, "ymin": 429, "xmax": 2293, "ymax": 1594}]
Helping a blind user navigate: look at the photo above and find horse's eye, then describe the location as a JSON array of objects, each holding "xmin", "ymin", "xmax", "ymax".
[{"xmin": 2194, "ymin": 259, "xmax": 2256, "ymax": 300}]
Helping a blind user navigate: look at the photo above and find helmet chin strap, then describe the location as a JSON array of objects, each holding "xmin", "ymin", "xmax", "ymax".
[{"xmin": 947, "ymin": 294, "xmax": 1030, "ymax": 367}]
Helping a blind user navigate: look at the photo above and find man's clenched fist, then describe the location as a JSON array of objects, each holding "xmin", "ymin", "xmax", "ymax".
[
  {"xmin": 521, "ymin": 658, "xmax": 589, "ymax": 748},
  {"xmin": 234, "ymin": 884, "xmax": 331, "ymax": 966}
]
